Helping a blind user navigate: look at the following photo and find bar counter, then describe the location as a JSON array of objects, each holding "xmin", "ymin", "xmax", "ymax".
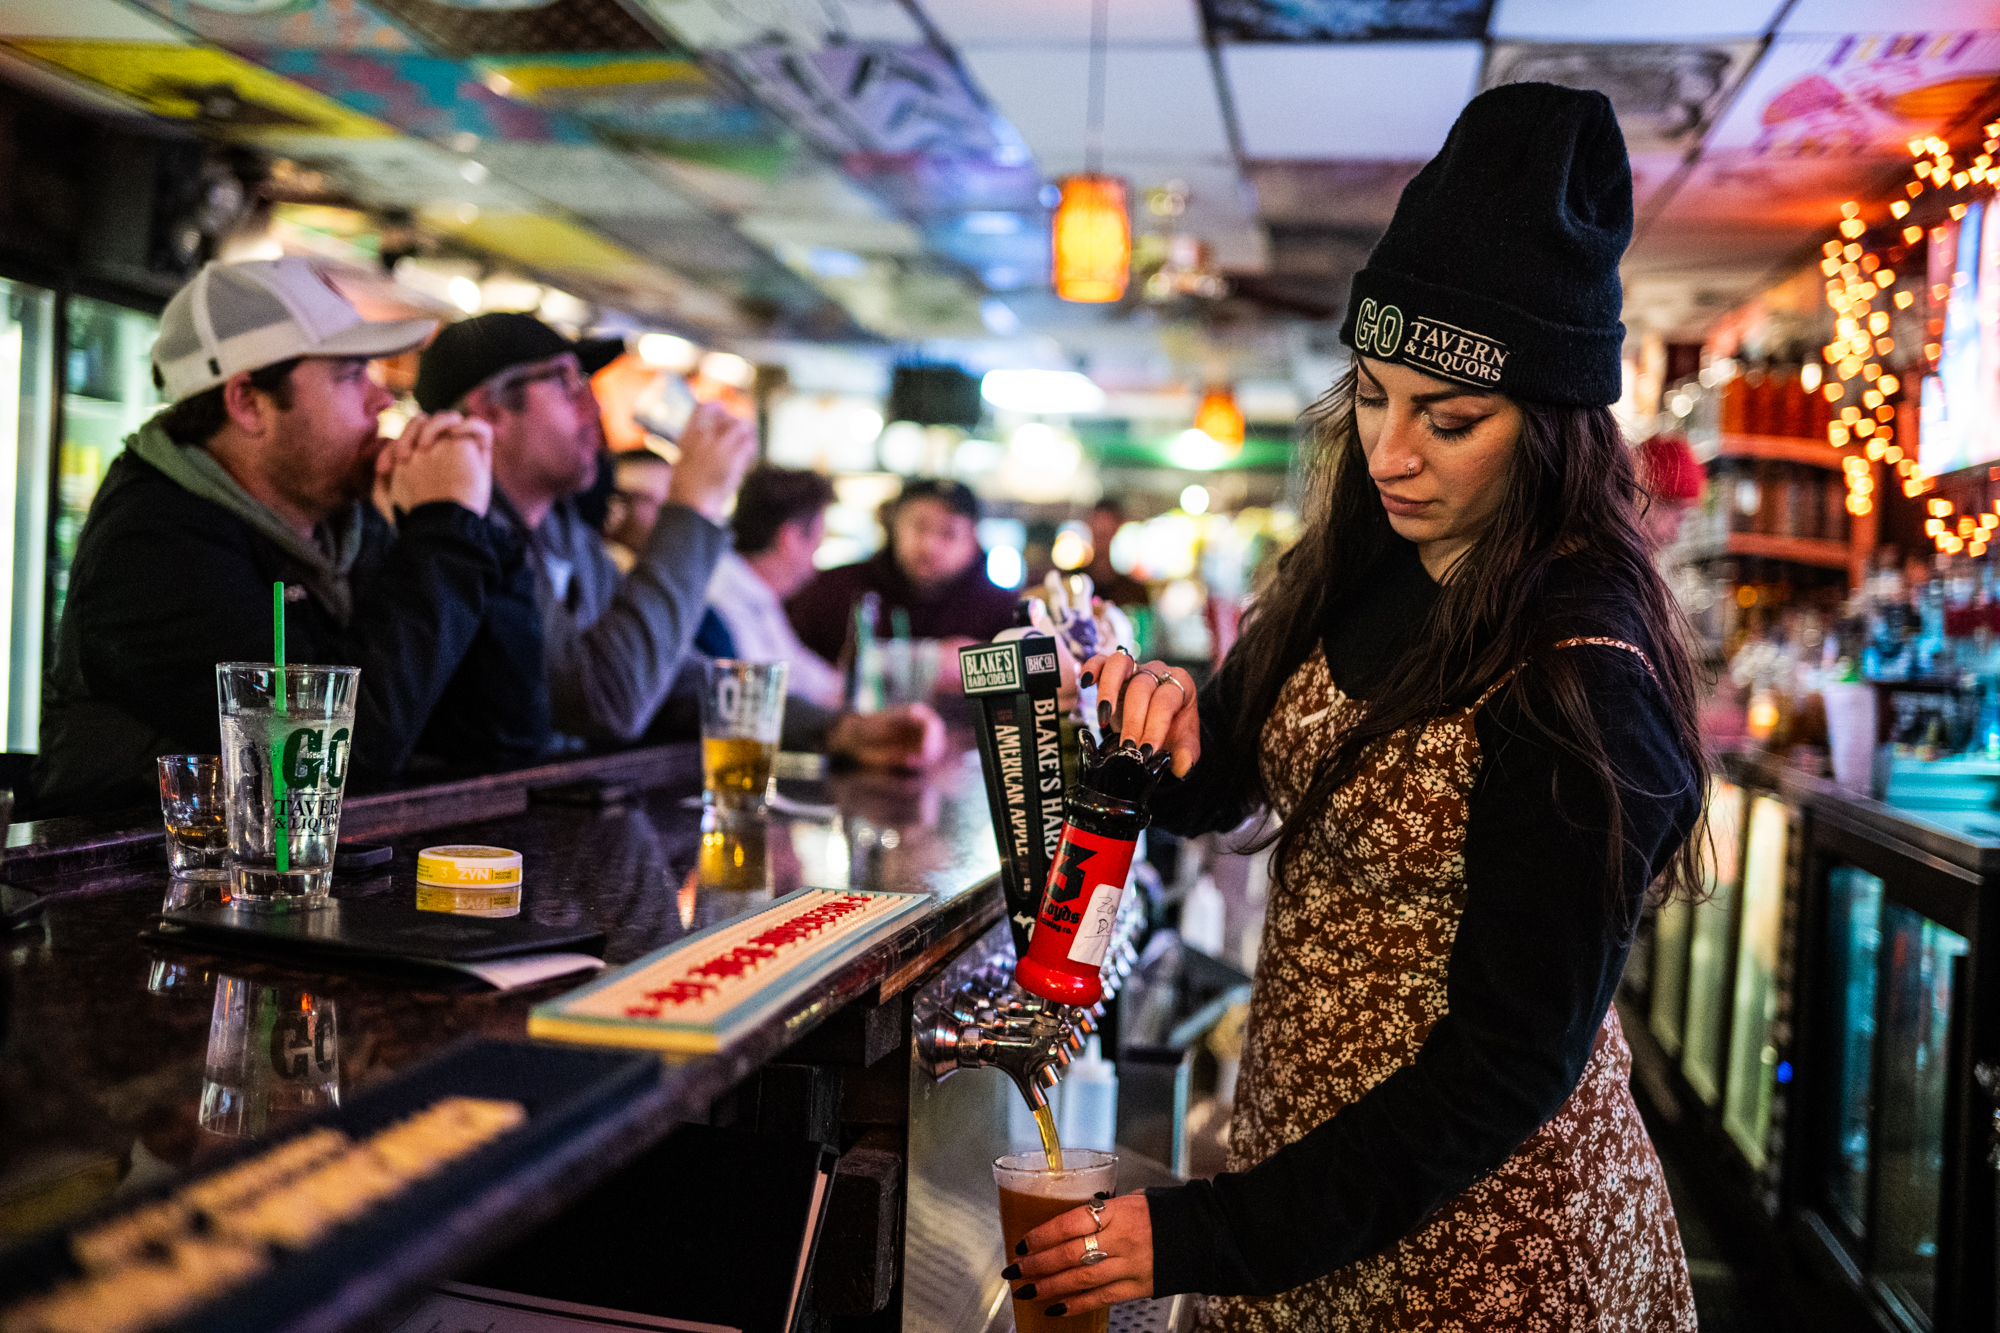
[{"xmin": 0, "ymin": 741, "xmax": 1011, "ymax": 1332}]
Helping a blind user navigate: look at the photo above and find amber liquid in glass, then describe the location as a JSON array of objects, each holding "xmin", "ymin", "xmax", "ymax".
[
  {"xmin": 703, "ymin": 736, "xmax": 776, "ymax": 807},
  {"xmin": 996, "ymin": 1169, "xmax": 1110, "ymax": 1333}
]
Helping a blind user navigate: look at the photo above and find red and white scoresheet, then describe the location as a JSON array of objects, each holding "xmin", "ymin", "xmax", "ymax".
[{"xmin": 530, "ymin": 889, "xmax": 928, "ymax": 1053}]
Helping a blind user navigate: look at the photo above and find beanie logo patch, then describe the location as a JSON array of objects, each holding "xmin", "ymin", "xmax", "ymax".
[{"xmin": 1355, "ymin": 299, "xmax": 1509, "ymax": 389}]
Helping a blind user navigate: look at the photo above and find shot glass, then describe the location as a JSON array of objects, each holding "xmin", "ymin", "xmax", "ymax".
[
  {"xmin": 993, "ymin": 1149, "xmax": 1117, "ymax": 1333},
  {"xmin": 157, "ymin": 755, "xmax": 228, "ymax": 880},
  {"xmin": 217, "ymin": 663, "xmax": 360, "ymax": 911},
  {"xmin": 700, "ymin": 659, "xmax": 788, "ymax": 811}
]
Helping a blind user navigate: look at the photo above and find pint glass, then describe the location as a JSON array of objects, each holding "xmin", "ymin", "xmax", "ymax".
[{"xmin": 217, "ymin": 663, "xmax": 359, "ymax": 910}]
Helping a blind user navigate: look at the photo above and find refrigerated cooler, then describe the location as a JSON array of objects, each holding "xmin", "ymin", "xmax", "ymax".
[
  {"xmin": 1622, "ymin": 752, "xmax": 1997, "ymax": 1332},
  {"xmin": 0, "ymin": 277, "xmax": 54, "ymax": 753},
  {"xmin": 55, "ymin": 295, "xmax": 158, "ymax": 628}
]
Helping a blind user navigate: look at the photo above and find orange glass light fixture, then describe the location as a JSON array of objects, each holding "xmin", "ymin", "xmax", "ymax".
[
  {"xmin": 1052, "ymin": 174, "xmax": 1130, "ymax": 303},
  {"xmin": 1193, "ymin": 385, "xmax": 1245, "ymax": 448}
]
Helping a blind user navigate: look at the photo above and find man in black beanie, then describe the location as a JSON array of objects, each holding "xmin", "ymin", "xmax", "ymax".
[{"xmin": 416, "ymin": 314, "xmax": 757, "ymax": 745}]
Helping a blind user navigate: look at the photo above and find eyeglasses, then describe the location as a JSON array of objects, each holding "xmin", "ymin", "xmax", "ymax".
[{"xmin": 491, "ymin": 359, "xmax": 589, "ymax": 406}]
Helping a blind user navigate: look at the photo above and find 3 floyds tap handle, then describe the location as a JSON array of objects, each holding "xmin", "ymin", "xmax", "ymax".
[{"xmin": 1014, "ymin": 731, "xmax": 1169, "ymax": 1007}]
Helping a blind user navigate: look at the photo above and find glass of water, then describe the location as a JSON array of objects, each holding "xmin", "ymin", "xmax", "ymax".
[
  {"xmin": 157, "ymin": 754, "xmax": 227, "ymax": 880},
  {"xmin": 216, "ymin": 663, "xmax": 359, "ymax": 911}
]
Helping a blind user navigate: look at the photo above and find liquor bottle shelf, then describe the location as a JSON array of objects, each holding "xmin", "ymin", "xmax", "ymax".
[
  {"xmin": 1701, "ymin": 433, "xmax": 1861, "ymax": 469},
  {"xmin": 1681, "ymin": 531, "xmax": 1856, "ymax": 570}
]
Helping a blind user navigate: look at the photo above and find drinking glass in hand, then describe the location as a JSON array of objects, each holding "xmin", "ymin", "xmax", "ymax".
[
  {"xmin": 701, "ymin": 660, "xmax": 787, "ymax": 811},
  {"xmin": 217, "ymin": 663, "xmax": 360, "ymax": 910},
  {"xmin": 158, "ymin": 755, "xmax": 227, "ymax": 880},
  {"xmin": 993, "ymin": 1149, "xmax": 1117, "ymax": 1333}
]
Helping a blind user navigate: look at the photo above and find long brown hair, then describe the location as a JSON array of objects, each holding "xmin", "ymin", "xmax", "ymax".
[{"xmin": 1226, "ymin": 365, "xmax": 1707, "ymax": 918}]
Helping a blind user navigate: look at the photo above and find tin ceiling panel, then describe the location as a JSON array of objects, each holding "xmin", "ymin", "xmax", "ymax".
[
  {"xmin": 732, "ymin": 42, "xmax": 1007, "ymax": 158},
  {"xmin": 1707, "ymin": 31, "xmax": 2000, "ymax": 159},
  {"xmin": 1484, "ymin": 41, "xmax": 1760, "ymax": 154},
  {"xmin": 363, "ymin": 0, "xmax": 665, "ymax": 55},
  {"xmin": 257, "ymin": 50, "xmax": 590, "ymax": 141},
  {"xmin": 1198, "ymin": 0, "xmax": 1493, "ymax": 43},
  {"xmin": 121, "ymin": 0, "xmax": 417, "ymax": 52},
  {"xmin": 478, "ymin": 53, "xmax": 789, "ymax": 171},
  {"xmin": 3, "ymin": 39, "xmax": 396, "ymax": 136}
]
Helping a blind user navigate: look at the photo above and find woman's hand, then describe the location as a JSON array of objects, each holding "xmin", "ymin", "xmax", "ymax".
[
  {"xmin": 1004, "ymin": 1192, "xmax": 1154, "ymax": 1316},
  {"xmin": 1078, "ymin": 651, "xmax": 1200, "ymax": 778}
]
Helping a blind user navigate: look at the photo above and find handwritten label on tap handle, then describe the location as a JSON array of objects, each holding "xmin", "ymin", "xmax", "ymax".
[{"xmin": 1067, "ymin": 882, "xmax": 1125, "ymax": 966}]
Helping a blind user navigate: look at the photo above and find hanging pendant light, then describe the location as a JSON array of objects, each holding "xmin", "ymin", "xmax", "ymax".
[
  {"xmin": 1053, "ymin": 175, "xmax": 1130, "ymax": 303},
  {"xmin": 1193, "ymin": 385, "xmax": 1245, "ymax": 449},
  {"xmin": 1052, "ymin": 0, "xmax": 1128, "ymax": 304}
]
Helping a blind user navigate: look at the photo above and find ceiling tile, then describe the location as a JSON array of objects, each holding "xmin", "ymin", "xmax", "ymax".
[
  {"xmin": 919, "ymin": 0, "xmax": 1201, "ymax": 47},
  {"xmin": 1707, "ymin": 31, "xmax": 2000, "ymax": 159},
  {"xmin": 1490, "ymin": 0, "xmax": 1784, "ymax": 41},
  {"xmin": 1781, "ymin": 0, "xmax": 2000, "ymax": 35},
  {"xmin": 1223, "ymin": 43, "xmax": 1482, "ymax": 158},
  {"xmin": 1200, "ymin": 0, "xmax": 1491, "ymax": 43},
  {"xmin": 0, "ymin": 0, "xmax": 185, "ymax": 43},
  {"xmin": 474, "ymin": 143, "xmax": 708, "ymax": 217},
  {"xmin": 1484, "ymin": 41, "xmax": 1759, "ymax": 154},
  {"xmin": 1243, "ymin": 160, "xmax": 1421, "ymax": 226},
  {"xmin": 961, "ymin": 46, "xmax": 1232, "ymax": 163}
]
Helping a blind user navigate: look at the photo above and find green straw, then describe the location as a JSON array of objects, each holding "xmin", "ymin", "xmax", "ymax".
[{"xmin": 272, "ymin": 581, "xmax": 289, "ymax": 875}]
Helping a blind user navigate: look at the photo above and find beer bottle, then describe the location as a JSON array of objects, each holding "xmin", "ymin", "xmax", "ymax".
[{"xmin": 1014, "ymin": 731, "xmax": 1168, "ymax": 1007}]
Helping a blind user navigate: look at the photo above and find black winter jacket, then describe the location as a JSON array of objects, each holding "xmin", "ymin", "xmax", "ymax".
[{"xmin": 34, "ymin": 451, "xmax": 550, "ymax": 816}]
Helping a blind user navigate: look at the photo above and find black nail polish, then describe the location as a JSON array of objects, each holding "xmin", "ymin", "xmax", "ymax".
[
  {"xmin": 1014, "ymin": 1284, "xmax": 1038, "ymax": 1301},
  {"xmin": 1001, "ymin": 1264, "xmax": 1021, "ymax": 1280},
  {"xmin": 1139, "ymin": 743, "xmax": 1154, "ymax": 761},
  {"xmin": 1015, "ymin": 1240, "xmax": 1028, "ymax": 1256},
  {"xmin": 1045, "ymin": 1304, "xmax": 1068, "ymax": 1317},
  {"xmin": 1079, "ymin": 671, "xmax": 1094, "ymax": 687}
]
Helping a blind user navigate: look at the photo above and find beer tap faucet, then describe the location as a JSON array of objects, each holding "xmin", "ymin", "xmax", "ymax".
[{"xmin": 920, "ymin": 1010, "xmax": 1073, "ymax": 1110}]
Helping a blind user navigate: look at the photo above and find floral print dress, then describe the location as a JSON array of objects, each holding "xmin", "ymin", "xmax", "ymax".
[{"xmin": 1195, "ymin": 646, "xmax": 1696, "ymax": 1333}]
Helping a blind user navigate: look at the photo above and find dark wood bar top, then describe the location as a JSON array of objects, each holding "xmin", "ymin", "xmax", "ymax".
[{"xmin": 0, "ymin": 741, "xmax": 1005, "ymax": 1327}]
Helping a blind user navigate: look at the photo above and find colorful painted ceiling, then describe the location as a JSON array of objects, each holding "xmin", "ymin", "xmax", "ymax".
[{"xmin": 3, "ymin": 0, "xmax": 1999, "ymax": 389}]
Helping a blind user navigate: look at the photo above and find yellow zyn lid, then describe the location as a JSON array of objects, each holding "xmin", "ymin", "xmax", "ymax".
[{"xmin": 417, "ymin": 845, "xmax": 523, "ymax": 887}]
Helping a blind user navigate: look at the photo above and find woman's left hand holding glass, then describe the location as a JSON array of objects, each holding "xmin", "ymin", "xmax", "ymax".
[{"xmin": 1004, "ymin": 1192, "xmax": 1154, "ymax": 1317}]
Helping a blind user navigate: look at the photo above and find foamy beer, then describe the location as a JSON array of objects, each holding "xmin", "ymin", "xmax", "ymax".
[
  {"xmin": 993, "ymin": 1149, "xmax": 1117, "ymax": 1333},
  {"xmin": 700, "ymin": 660, "xmax": 787, "ymax": 810}
]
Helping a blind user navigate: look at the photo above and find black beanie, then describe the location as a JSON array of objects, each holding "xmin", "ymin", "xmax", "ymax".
[
  {"xmin": 1339, "ymin": 82, "xmax": 1633, "ymax": 407},
  {"xmin": 414, "ymin": 312, "xmax": 575, "ymax": 412}
]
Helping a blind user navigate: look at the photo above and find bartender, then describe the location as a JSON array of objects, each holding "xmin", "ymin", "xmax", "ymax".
[{"xmin": 1012, "ymin": 85, "xmax": 1706, "ymax": 1328}]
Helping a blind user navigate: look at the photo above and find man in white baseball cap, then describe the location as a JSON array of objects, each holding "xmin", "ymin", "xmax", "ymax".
[{"xmin": 34, "ymin": 258, "xmax": 552, "ymax": 815}]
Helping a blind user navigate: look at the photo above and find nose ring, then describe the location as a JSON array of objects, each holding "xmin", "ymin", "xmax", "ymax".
[{"xmin": 1404, "ymin": 460, "xmax": 1417, "ymax": 475}]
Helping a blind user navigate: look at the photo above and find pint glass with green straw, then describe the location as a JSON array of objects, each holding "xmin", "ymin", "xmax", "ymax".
[{"xmin": 216, "ymin": 663, "xmax": 359, "ymax": 910}]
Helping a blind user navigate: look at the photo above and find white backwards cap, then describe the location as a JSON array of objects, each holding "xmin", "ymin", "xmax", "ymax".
[{"xmin": 151, "ymin": 258, "xmax": 436, "ymax": 404}]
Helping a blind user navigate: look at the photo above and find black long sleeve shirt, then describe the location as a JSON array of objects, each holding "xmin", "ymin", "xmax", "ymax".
[{"xmin": 1142, "ymin": 539, "xmax": 1700, "ymax": 1298}]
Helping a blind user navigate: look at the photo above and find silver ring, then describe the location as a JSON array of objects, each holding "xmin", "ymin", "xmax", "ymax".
[
  {"xmin": 1086, "ymin": 1196, "xmax": 1107, "ymax": 1231},
  {"xmin": 1080, "ymin": 1233, "xmax": 1108, "ymax": 1266},
  {"xmin": 1112, "ymin": 645, "xmax": 1134, "ymax": 660},
  {"xmin": 1153, "ymin": 672, "xmax": 1187, "ymax": 703}
]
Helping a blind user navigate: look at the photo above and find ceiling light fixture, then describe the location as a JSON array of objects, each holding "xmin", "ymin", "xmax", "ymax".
[
  {"xmin": 1051, "ymin": 0, "xmax": 1129, "ymax": 304},
  {"xmin": 1193, "ymin": 385, "xmax": 1245, "ymax": 449},
  {"xmin": 980, "ymin": 368, "xmax": 1106, "ymax": 416}
]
